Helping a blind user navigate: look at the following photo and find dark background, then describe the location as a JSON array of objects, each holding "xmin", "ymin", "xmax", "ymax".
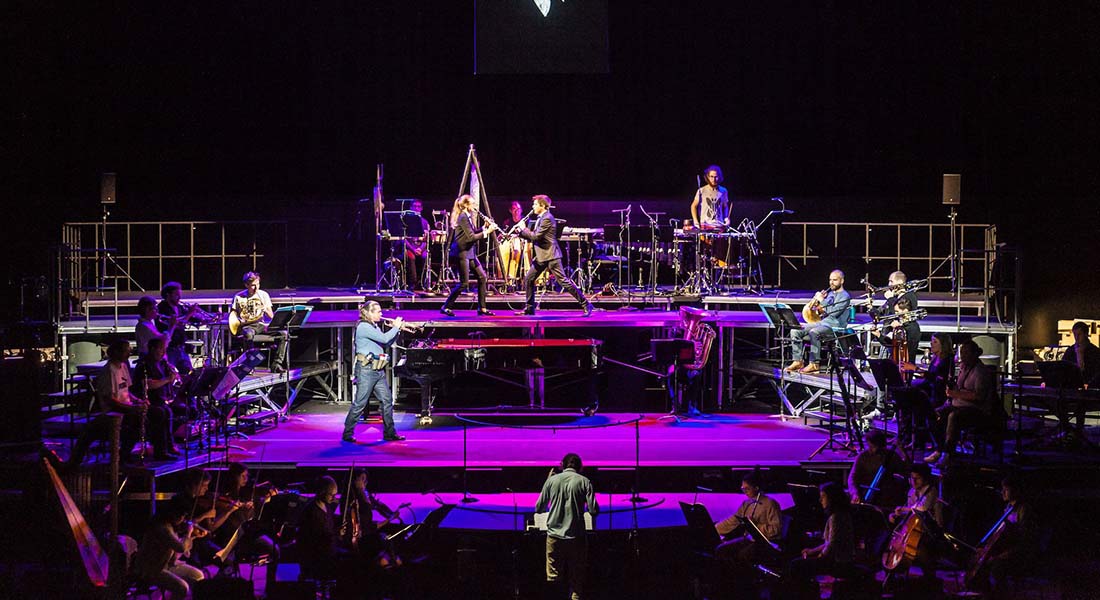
[{"xmin": 3, "ymin": 1, "xmax": 1098, "ymax": 347}]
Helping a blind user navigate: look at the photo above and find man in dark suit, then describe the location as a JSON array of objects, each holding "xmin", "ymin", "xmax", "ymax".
[
  {"xmin": 441, "ymin": 194, "xmax": 498, "ymax": 317},
  {"xmin": 515, "ymin": 195, "xmax": 594, "ymax": 317}
]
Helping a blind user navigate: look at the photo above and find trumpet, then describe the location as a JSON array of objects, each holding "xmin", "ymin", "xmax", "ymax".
[{"xmin": 381, "ymin": 317, "xmax": 424, "ymax": 333}]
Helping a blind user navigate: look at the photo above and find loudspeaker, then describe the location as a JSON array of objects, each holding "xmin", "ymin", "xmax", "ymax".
[
  {"xmin": 942, "ymin": 173, "xmax": 960, "ymax": 205},
  {"xmin": 100, "ymin": 173, "xmax": 116, "ymax": 204}
]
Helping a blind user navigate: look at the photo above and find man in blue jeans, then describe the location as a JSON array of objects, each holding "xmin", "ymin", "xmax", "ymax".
[
  {"xmin": 343, "ymin": 301, "xmax": 405, "ymax": 443},
  {"xmin": 786, "ymin": 269, "xmax": 851, "ymax": 374}
]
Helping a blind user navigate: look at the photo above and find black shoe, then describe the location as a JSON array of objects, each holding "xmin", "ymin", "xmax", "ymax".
[
  {"xmin": 477, "ymin": 309, "xmax": 495, "ymax": 316},
  {"xmin": 382, "ymin": 434, "xmax": 406, "ymax": 442},
  {"xmin": 582, "ymin": 302, "xmax": 594, "ymax": 317},
  {"xmin": 341, "ymin": 436, "xmax": 357, "ymax": 444},
  {"xmin": 440, "ymin": 307, "xmax": 455, "ymax": 317}
]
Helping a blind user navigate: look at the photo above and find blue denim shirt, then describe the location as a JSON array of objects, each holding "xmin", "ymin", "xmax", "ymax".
[
  {"xmin": 821, "ymin": 289, "xmax": 852, "ymax": 328},
  {"xmin": 355, "ymin": 321, "xmax": 399, "ymax": 359}
]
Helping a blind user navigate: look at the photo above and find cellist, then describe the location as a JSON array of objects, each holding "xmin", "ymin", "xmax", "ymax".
[
  {"xmin": 968, "ymin": 475, "xmax": 1038, "ymax": 597},
  {"xmin": 884, "ymin": 463, "xmax": 943, "ymax": 585}
]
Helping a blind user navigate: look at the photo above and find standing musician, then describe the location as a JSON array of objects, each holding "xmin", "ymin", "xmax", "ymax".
[
  {"xmin": 847, "ymin": 429, "xmax": 907, "ymax": 507},
  {"xmin": 402, "ymin": 200, "xmax": 431, "ymax": 291},
  {"xmin": 440, "ymin": 194, "xmax": 498, "ymax": 317},
  {"xmin": 131, "ymin": 337, "xmax": 181, "ymax": 459},
  {"xmin": 157, "ymin": 281, "xmax": 199, "ymax": 374},
  {"xmin": 868, "ymin": 271, "xmax": 921, "ymax": 360},
  {"xmin": 136, "ymin": 296, "xmax": 169, "ymax": 357},
  {"xmin": 786, "ymin": 270, "xmax": 852, "ymax": 374},
  {"xmin": 515, "ymin": 195, "xmax": 594, "ymax": 317},
  {"xmin": 1056, "ymin": 321, "xmax": 1100, "ymax": 435},
  {"xmin": 499, "ymin": 200, "xmax": 530, "ymax": 287},
  {"xmin": 343, "ymin": 301, "xmax": 405, "ymax": 443},
  {"xmin": 924, "ymin": 340, "xmax": 996, "ymax": 466},
  {"xmin": 714, "ymin": 472, "xmax": 782, "ymax": 565},
  {"xmin": 690, "ymin": 165, "xmax": 731, "ymax": 230},
  {"xmin": 230, "ymin": 271, "xmax": 288, "ymax": 372}
]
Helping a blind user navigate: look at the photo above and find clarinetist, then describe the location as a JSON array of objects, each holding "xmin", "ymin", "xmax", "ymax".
[
  {"xmin": 440, "ymin": 194, "xmax": 498, "ymax": 317},
  {"xmin": 343, "ymin": 301, "xmax": 406, "ymax": 444}
]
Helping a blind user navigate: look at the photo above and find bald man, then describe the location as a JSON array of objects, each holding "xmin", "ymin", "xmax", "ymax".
[{"xmin": 786, "ymin": 270, "xmax": 852, "ymax": 374}]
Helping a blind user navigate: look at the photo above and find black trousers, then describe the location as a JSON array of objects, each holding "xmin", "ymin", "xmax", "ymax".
[
  {"xmin": 444, "ymin": 256, "xmax": 488, "ymax": 309},
  {"xmin": 524, "ymin": 258, "xmax": 586, "ymax": 309}
]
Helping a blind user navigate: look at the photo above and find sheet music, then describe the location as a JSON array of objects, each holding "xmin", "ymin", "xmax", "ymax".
[{"xmin": 532, "ymin": 512, "xmax": 593, "ymax": 531}]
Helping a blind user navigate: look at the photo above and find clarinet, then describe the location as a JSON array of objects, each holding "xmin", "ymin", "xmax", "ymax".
[{"xmin": 139, "ymin": 372, "xmax": 149, "ymax": 463}]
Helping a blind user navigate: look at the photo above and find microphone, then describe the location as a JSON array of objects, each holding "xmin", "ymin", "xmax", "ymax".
[{"xmin": 693, "ymin": 485, "xmax": 713, "ymax": 505}]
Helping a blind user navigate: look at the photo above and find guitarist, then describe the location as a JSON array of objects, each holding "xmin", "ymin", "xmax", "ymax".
[
  {"xmin": 786, "ymin": 269, "xmax": 851, "ymax": 374},
  {"xmin": 230, "ymin": 271, "xmax": 287, "ymax": 372}
]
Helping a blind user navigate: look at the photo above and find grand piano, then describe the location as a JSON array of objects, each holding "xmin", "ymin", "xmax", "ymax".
[{"xmin": 397, "ymin": 337, "xmax": 602, "ymax": 418}]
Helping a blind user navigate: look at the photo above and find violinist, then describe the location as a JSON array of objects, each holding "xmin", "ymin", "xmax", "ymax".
[
  {"xmin": 211, "ymin": 462, "xmax": 281, "ymax": 585},
  {"xmin": 158, "ymin": 281, "xmax": 199, "ymax": 374},
  {"xmin": 786, "ymin": 270, "xmax": 851, "ymax": 374},
  {"xmin": 868, "ymin": 271, "xmax": 921, "ymax": 360},
  {"xmin": 131, "ymin": 502, "xmax": 206, "ymax": 599},
  {"xmin": 847, "ymin": 429, "xmax": 906, "ymax": 507},
  {"xmin": 168, "ymin": 469, "xmax": 222, "ymax": 567},
  {"xmin": 298, "ymin": 475, "xmax": 343, "ymax": 580},
  {"xmin": 132, "ymin": 337, "xmax": 181, "ymax": 460}
]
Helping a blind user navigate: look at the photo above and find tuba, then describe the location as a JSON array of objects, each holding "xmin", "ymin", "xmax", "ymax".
[{"xmin": 680, "ymin": 306, "xmax": 717, "ymax": 370}]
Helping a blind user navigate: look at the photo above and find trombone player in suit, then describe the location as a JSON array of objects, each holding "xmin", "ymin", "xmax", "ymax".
[{"xmin": 514, "ymin": 195, "xmax": 594, "ymax": 317}]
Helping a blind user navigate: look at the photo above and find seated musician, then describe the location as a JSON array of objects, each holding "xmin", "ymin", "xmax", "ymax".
[
  {"xmin": 690, "ymin": 165, "xmax": 730, "ymax": 230},
  {"xmin": 131, "ymin": 337, "xmax": 180, "ymax": 460},
  {"xmin": 167, "ymin": 469, "xmax": 222, "ymax": 567},
  {"xmin": 1056, "ymin": 321, "xmax": 1100, "ymax": 436},
  {"xmin": 786, "ymin": 270, "xmax": 852, "ymax": 374},
  {"xmin": 788, "ymin": 482, "xmax": 856, "ymax": 583},
  {"xmin": 714, "ymin": 472, "xmax": 782, "ymax": 565},
  {"xmin": 924, "ymin": 340, "xmax": 996, "ymax": 465},
  {"xmin": 157, "ymin": 281, "xmax": 199, "ymax": 374},
  {"xmin": 847, "ymin": 429, "xmax": 906, "ymax": 506},
  {"xmin": 888, "ymin": 463, "xmax": 943, "ymax": 583},
  {"xmin": 972, "ymin": 475, "xmax": 1038, "ymax": 597},
  {"xmin": 297, "ymin": 475, "xmax": 343, "ymax": 580},
  {"xmin": 231, "ymin": 271, "xmax": 287, "ymax": 372},
  {"xmin": 136, "ymin": 296, "xmax": 168, "ymax": 357},
  {"xmin": 130, "ymin": 502, "xmax": 206, "ymax": 599},
  {"xmin": 871, "ymin": 297, "xmax": 921, "ymax": 362},
  {"xmin": 402, "ymin": 200, "xmax": 431, "ymax": 290},
  {"xmin": 341, "ymin": 468, "xmax": 401, "ymax": 568},
  {"xmin": 69, "ymin": 339, "xmax": 148, "ymax": 466},
  {"xmin": 868, "ymin": 271, "xmax": 921, "ymax": 360},
  {"xmin": 903, "ymin": 333, "xmax": 955, "ymax": 454},
  {"xmin": 499, "ymin": 200, "xmax": 529, "ymax": 287},
  {"xmin": 343, "ymin": 301, "xmax": 405, "ymax": 443},
  {"xmin": 211, "ymin": 462, "xmax": 280, "ymax": 585}
]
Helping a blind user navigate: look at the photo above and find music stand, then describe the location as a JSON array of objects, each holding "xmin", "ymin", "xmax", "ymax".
[
  {"xmin": 1037, "ymin": 360, "xmax": 1084, "ymax": 389},
  {"xmin": 383, "ymin": 211, "xmax": 426, "ymax": 239},
  {"xmin": 678, "ymin": 501, "xmax": 722, "ymax": 552},
  {"xmin": 760, "ymin": 302, "xmax": 800, "ymax": 417}
]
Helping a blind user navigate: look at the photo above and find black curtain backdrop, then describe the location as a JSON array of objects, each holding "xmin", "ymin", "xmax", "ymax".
[{"xmin": 4, "ymin": 1, "xmax": 1098, "ymax": 347}]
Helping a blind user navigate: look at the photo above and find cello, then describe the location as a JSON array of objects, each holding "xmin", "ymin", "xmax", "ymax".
[
  {"xmin": 882, "ymin": 489, "xmax": 934, "ymax": 571},
  {"xmin": 965, "ymin": 503, "xmax": 1017, "ymax": 588}
]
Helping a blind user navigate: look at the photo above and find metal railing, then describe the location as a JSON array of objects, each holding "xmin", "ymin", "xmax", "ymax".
[{"xmin": 58, "ymin": 220, "xmax": 288, "ymax": 317}]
